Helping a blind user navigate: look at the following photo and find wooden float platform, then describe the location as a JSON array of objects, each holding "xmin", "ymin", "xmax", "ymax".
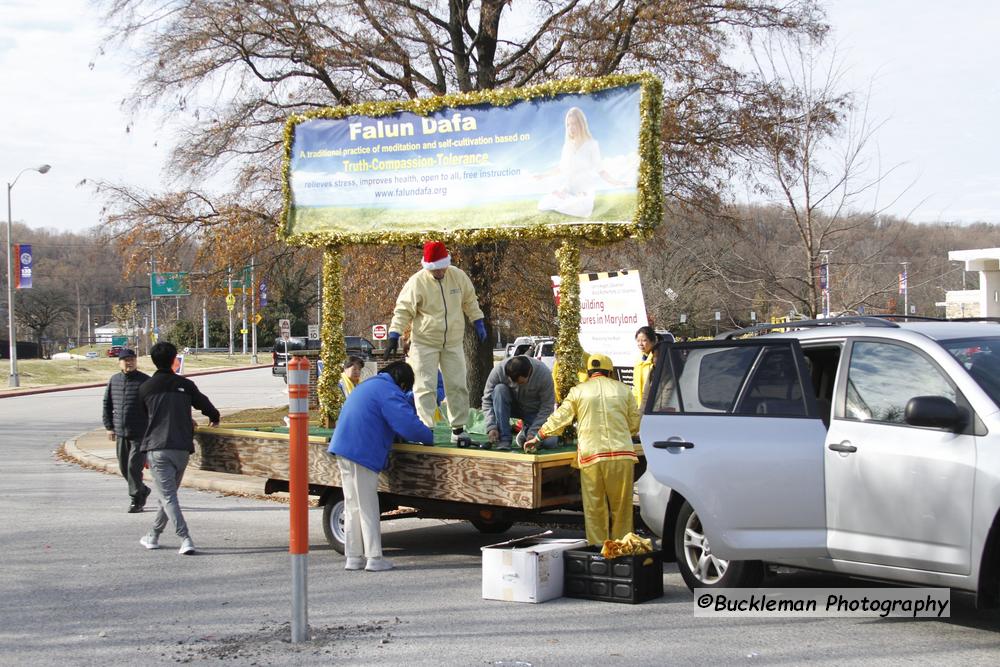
[{"xmin": 193, "ymin": 424, "xmax": 644, "ymax": 510}]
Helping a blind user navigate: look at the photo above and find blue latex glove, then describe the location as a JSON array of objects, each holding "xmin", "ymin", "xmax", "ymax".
[
  {"xmin": 385, "ymin": 331, "xmax": 400, "ymax": 356},
  {"xmin": 473, "ymin": 319, "xmax": 487, "ymax": 343}
]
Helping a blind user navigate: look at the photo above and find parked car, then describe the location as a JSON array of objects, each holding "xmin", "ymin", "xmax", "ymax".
[
  {"xmin": 271, "ymin": 335, "xmax": 375, "ymax": 379},
  {"xmin": 107, "ymin": 346, "xmax": 123, "ymax": 358},
  {"xmin": 504, "ymin": 335, "xmax": 556, "ymax": 369},
  {"xmin": 638, "ymin": 316, "xmax": 1000, "ymax": 607}
]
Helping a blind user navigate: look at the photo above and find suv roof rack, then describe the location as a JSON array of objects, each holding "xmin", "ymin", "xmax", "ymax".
[
  {"xmin": 717, "ymin": 314, "xmax": 1000, "ymax": 340},
  {"xmin": 717, "ymin": 316, "xmax": 899, "ymax": 340}
]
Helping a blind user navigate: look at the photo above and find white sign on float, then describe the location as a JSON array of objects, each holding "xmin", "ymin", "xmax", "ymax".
[{"xmin": 551, "ymin": 270, "xmax": 648, "ymax": 367}]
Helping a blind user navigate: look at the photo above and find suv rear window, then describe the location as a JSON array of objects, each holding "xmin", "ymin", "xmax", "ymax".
[
  {"xmin": 697, "ymin": 347, "xmax": 758, "ymax": 411},
  {"xmin": 652, "ymin": 342, "xmax": 808, "ymax": 416}
]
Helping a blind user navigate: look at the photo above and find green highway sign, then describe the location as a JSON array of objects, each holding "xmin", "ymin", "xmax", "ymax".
[
  {"xmin": 151, "ymin": 271, "xmax": 191, "ymax": 297},
  {"xmin": 112, "ymin": 335, "xmax": 127, "ymax": 346},
  {"xmin": 226, "ymin": 266, "xmax": 252, "ymax": 290}
]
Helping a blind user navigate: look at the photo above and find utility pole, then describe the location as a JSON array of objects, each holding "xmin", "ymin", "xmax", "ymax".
[
  {"xmin": 150, "ymin": 253, "xmax": 157, "ymax": 344},
  {"xmin": 202, "ymin": 298, "xmax": 208, "ymax": 349},
  {"xmin": 227, "ymin": 266, "xmax": 234, "ymax": 357},
  {"xmin": 241, "ymin": 271, "xmax": 247, "ymax": 355},
  {"xmin": 250, "ymin": 256, "xmax": 258, "ymax": 363}
]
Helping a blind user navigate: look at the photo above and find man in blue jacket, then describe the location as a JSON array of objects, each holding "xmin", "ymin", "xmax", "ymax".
[{"xmin": 329, "ymin": 361, "xmax": 433, "ymax": 572}]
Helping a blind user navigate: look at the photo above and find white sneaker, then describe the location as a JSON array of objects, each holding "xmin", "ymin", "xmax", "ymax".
[
  {"xmin": 344, "ymin": 556, "xmax": 365, "ymax": 570},
  {"xmin": 139, "ymin": 533, "xmax": 160, "ymax": 550},
  {"xmin": 178, "ymin": 537, "xmax": 196, "ymax": 555},
  {"xmin": 365, "ymin": 557, "xmax": 394, "ymax": 572}
]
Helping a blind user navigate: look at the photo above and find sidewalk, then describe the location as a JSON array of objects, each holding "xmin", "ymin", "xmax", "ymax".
[{"xmin": 61, "ymin": 427, "xmax": 289, "ymax": 503}]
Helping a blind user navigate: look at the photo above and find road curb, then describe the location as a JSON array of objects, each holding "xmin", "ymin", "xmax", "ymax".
[
  {"xmin": 1, "ymin": 364, "xmax": 271, "ymax": 399},
  {"xmin": 59, "ymin": 429, "xmax": 292, "ymax": 504}
]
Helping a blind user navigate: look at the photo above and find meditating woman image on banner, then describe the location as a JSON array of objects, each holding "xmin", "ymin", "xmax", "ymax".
[{"xmin": 535, "ymin": 107, "xmax": 626, "ymax": 218}]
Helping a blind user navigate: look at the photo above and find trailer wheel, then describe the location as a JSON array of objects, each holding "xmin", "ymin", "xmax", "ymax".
[
  {"xmin": 322, "ymin": 491, "xmax": 347, "ymax": 554},
  {"xmin": 470, "ymin": 518, "xmax": 514, "ymax": 534}
]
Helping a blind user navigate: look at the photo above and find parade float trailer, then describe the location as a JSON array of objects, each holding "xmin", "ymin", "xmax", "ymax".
[{"xmin": 194, "ymin": 423, "xmax": 644, "ymax": 552}]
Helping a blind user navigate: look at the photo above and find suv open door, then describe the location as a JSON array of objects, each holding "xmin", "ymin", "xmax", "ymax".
[{"xmin": 639, "ymin": 339, "xmax": 829, "ymax": 560}]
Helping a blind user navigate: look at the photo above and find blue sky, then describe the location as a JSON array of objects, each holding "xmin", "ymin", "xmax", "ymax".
[{"xmin": 1, "ymin": 0, "xmax": 998, "ymax": 233}]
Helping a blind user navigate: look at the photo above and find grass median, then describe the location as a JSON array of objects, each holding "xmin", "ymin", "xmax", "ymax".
[{"xmin": 3, "ymin": 349, "xmax": 265, "ymax": 391}]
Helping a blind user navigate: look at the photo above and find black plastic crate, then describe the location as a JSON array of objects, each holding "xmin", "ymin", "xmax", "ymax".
[{"xmin": 563, "ymin": 546, "xmax": 664, "ymax": 604}]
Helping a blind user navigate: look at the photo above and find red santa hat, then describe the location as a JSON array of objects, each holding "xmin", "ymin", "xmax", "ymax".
[{"xmin": 421, "ymin": 241, "xmax": 451, "ymax": 270}]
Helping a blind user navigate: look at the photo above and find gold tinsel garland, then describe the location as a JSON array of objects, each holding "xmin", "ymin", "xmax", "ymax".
[
  {"xmin": 317, "ymin": 247, "xmax": 346, "ymax": 425},
  {"xmin": 554, "ymin": 241, "xmax": 584, "ymax": 402},
  {"xmin": 280, "ymin": 74, "xmax": 665, "ymax": 425},
  {"xmin": 278, "ymin": 73, "xmax": 663, "ymax": 248}
]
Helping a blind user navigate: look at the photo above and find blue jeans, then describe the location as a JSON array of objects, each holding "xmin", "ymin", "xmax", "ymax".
[{"xmin": 492, "ymin": 384, "xmax": 559, "ymax": 449}]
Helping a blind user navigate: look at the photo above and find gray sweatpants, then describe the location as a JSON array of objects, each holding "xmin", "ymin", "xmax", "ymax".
[{"xmin": 147, "ymin": 449, "xmax": 191, "ymax": 539}]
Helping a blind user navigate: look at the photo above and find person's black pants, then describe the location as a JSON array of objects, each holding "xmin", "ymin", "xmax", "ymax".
[{"xmin": 116, "ymin": 436, "xmax": 148, "ymax": 501}]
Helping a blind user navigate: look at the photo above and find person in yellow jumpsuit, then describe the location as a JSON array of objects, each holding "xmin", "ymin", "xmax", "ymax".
[
  {"xmin": 525, "ymin": 353, "xmax": 641, "ymax": 545},
  {"xmin": 632, "ymin": 326, "xmax": 658, "ymax": 409},
  {"xmin": 384, "ymin": 241, "xmax": 486, "ymax": 443}
]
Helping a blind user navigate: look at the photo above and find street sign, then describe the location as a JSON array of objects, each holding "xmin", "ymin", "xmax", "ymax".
[
  {"xmin": 227, "ymin": 265, "xmax": 252, "ymax": 290},
  {"xmin": 307, "ymin": 324, "xmax": 320, "ymax": 340},
  {"xmin": 254, "ymin": 312, "xmax": 263, "ymax": 325},
  {"xmin": 372, "ymin": 324, "xmax": 388, "ymax": 341},
  {"xmin": 151, "ymin": 272, "xmax": 191, "ymax": 297},
  {"xmin": 240, "ymin": 328, "xmax": 248, "ymax": 335},
  {"xmin": 111, "ymin": 335, "xmax": 127, "ymax": 346},
  {"xmin": 225, "ymin": 294, "xmax": 236, "ymax": 311},
  {"xmin": 279, "ymin": 319, "xmax": 291, "ymax": 341}
]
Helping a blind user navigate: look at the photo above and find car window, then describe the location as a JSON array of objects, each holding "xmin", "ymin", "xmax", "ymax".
[
  {"xmin": 696, "ymin": 346, "xmax": 758, "ymax": 411},
  {"xmin": 844, "ymin": 341, "xmax": 956, "ymax": 424},
  {"xmin": 733, "ymin": 346, "xmax": 806, "ymax": 416},
  {"xmin": 940, "ymin": 337, "xmax": 1000, "ymax": 408},
  {"xmin": 650, "ymin": 342, "xmax": 810, "ymax": 416}
]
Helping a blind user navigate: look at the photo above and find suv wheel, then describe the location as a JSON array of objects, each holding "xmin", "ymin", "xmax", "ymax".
[{"xmin": 674, "ymin": 500, "xmax": 763, "ymax": 590}]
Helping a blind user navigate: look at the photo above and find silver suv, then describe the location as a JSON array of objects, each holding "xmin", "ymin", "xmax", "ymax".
[{"xmin": 638, "ymin": 317, "xmax": 1000, "ymax": 606}]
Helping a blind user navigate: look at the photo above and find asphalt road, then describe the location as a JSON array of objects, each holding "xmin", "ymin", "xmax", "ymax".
[{"xmin": 3, "ymin": 368, "xmax": 1000, "ymax": 665}]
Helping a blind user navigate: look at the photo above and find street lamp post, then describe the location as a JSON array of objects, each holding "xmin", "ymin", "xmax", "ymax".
[{"xmin": 6, "ymin": 164, "xmax": 51, "ymax": 388}]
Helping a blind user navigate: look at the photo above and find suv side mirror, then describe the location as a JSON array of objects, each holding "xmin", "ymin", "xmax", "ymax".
[{"xmin": 905, "ymin": 396, "xmax": 966, "ymax": 431}]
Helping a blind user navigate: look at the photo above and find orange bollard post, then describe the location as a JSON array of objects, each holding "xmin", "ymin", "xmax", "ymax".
[{"xmin": 287, "ymin": 353, "xmax": 310, "ymax": 642}]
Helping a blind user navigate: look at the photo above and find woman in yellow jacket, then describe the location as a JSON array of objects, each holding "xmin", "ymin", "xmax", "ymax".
[
  {"xmin": 526, "ymin": 354, "xmax": 641, "ymax": 545},
  {"xmin": 632, "ymin": 326, "xmax": 659, "ymax": 409}
]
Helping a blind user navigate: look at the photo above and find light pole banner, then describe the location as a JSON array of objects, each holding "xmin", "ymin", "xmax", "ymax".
[
  {"xmin": 14, "ymin": 244, "xmax": 32, "ymax": 289},
  {"xmin": 287, "ymin": 84, "xmax": 642, "ymax": 236},
  {"xmin": 552, "ymin": 270, "xmax": 648, "ymax": 368}
]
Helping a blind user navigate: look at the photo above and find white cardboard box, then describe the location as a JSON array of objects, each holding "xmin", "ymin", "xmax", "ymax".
[{"xmin": 482, "ymin": 532, "xmax": 589, "ymax": 603}]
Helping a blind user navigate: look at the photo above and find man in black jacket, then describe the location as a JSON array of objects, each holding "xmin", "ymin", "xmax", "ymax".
[
  {"xmin": 138, "ymin": 342, "xmax": 220, "ymax": 555},
  {"xmin": 102, "ymin": 348, "xmax": 151, "ymax": 512}
]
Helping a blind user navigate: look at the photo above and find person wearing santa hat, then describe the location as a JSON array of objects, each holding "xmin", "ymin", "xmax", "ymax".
[{"xmin": 385, "ymin": 241, "xmax": 486, "ymax": 443}]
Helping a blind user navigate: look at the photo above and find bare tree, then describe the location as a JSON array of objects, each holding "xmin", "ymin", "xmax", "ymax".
[
  {"xmin": 95, "ymin": 0, "xmax": 829, "ymax": 396},
  {"xmin": 15, "ymin": 287, "xmax": 74, "ymax": 355},
  {"xmin": 688, "ymin": 38, "xmax": 909, "ymax": 318}
]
